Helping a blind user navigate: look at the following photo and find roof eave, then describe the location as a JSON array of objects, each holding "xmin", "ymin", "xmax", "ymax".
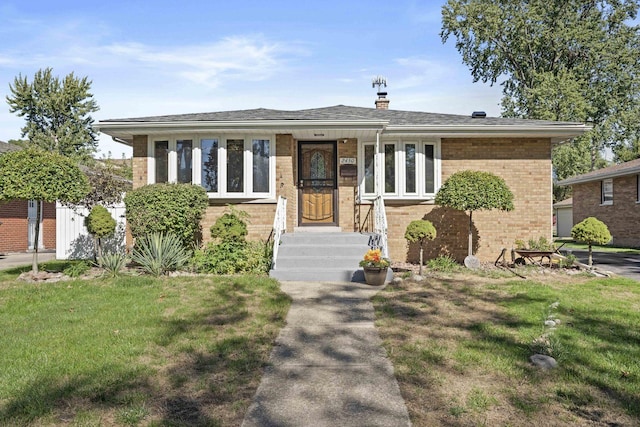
[
  {"xmin": 558, "ymin": 167, "xmax": 640, "ymax": 186},
  {"xmin": 384, "ymin": 125, "xmax": 589, "ymax": 141}
]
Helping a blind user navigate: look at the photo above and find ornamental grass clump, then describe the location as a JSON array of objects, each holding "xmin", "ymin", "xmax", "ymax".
[
  {"xmin": 359, "ymin": 249, "xmax": 390, "ymax": 269},
  {"xmin": 132, "ymin": 232, "xmax": 190, "ymax": 276}
]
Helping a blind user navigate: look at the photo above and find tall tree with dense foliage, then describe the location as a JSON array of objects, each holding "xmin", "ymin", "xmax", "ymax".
[
  {"xmin": 6, "ymin": 68, "xmax": 99, "ymax": 162},
  {"xmin": 435, "ymin": 170, "xmax": 514, "ymax": 257},
  {"xmin": 0, "ymin": 149, "xmax": 90, "ymax": 273},
  {"xmin": 441, "ymin": 0, "xmax": 640, "ymax": 194}
]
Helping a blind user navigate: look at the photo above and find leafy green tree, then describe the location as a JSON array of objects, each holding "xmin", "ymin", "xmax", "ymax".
[
  {"xmin": 552, "ymin": 139, "xmax": 608, "ymax": 202},
  {"xmin": 86, "ymin": 205, "xmax": 117, "ymax": 260},
  {"xmin": 571, "ymin": 217, "xmax": 612, "ymax": 266},
  {"xmin": 6, "ymin": 68, "xmax": 99, "ymax": 162},
  {"xmin": 441, "ymin": 0, "xmax": 640, "ymax": 176},
  {"xmin": 435, "ymin": 170, "xmax": 514, "ymax": 257},
  {"xmin": 404, "ymin": 220, "xmax": 437, "ymax": 275},
  {"xmin": 0, "ymin": 149, "xmax": 90, "ymax": 273},
  {"xmin": 77, "ymin": 163, "xmax": 131, "ymax": 209}
]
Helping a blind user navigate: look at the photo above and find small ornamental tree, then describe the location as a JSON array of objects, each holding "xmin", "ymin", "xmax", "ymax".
[
  {"xmin": 86, "ymin": 205, "xmax": 117, "ymax": 260},
  {"xmin": 124, "ymin": 183, "xmax": 208, "ymax": 249},
  {"xmin": 0, "ymin": 149, "xmax": 90, "ymax": 273},
  {"xmin": 435, "ymin": 170, "xmax": 514, "ymax": 257},
  {"xmin": 571, "ymin": 217, "xmax": 612, "ymax": 267},
  {"xmin": 404, "ymin": 220, "xmax": 437, "ymax": 275}
]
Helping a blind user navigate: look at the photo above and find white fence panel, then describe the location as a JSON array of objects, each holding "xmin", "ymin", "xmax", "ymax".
[{"xmin": 56, "ymin": 203, "xmax": 126, "ymax": 260}]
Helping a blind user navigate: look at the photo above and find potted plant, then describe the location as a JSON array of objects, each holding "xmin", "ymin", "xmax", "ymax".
[{"xmin": 359, "ymin": 248, "xmax": 390, "ymax": 286}]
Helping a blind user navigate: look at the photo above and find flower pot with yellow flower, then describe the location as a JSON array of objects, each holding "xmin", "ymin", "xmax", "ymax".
[{"xmin": 359, "ymin": 249, "xmax": 390, "ymax": 286}]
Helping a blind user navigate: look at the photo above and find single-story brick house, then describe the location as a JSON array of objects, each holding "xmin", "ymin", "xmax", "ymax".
[
  {"xmin": 558, "ymin": 158, "xmax": 640, "ymax": 247},
  {"xmin": 0, "ymin": 141, "xmax": 56, "ymax": 253},
  {"xmin": 97, "ymin": 95, "xmax": 588, "ymax": 262}
]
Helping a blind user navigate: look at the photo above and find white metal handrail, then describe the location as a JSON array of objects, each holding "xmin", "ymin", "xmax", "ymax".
[
  {"xmin": 373, "ymin": 195, "xmax": 389, "ymax": 258},
  {"xmin": 271, "ymin": 196, "xmax": 287, "ymax": 269}
]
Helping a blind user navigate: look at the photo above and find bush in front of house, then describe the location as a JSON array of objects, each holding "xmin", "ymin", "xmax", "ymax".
[
  {"xmin": 124, "ymin": 183, "xmax": 208, "ymax": 248},
  {"xmin": 191, "ymin": 207, "xmax": 272, "ymax": 274},
  {"xmin": 86, "ymin": 205, "xmax": 117, "ymax": 259},
  {"xmin": 405, "ymin": 219, "xmax": 437, "ymax": 275}
]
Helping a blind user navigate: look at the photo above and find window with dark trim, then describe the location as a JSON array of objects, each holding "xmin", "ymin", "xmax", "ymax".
[{"xmin": 601, "ymin": 178, "xmax": 613, "ymax": 204}]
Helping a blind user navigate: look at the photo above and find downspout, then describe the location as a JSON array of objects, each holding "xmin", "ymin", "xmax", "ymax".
[{"xmin": 375, "ymin": 130, "xmax": 381, "ymax": 196}]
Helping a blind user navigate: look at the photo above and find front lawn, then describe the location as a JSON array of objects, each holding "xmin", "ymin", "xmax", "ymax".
[
  {"xmin": 0, "ymin": 272, "xmax": 290, "ymax": 426},
  {"xmin": 373, "ymin": 272, "xmax": 640, "ymax": 426}
]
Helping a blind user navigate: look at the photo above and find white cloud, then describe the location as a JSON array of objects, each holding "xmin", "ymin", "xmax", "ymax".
[{"xmin": 103, "ymin": 36, "xmax": 303, "ymax": 88}]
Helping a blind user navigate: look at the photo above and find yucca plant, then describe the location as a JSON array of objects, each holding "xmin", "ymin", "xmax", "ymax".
[
  {"xmin": 131, "ymin": 232, "xmax": 190, "ymax": 276},
  {"xmin": 97, "ymin": 251, "xmax": 128, "ymax": 277}
]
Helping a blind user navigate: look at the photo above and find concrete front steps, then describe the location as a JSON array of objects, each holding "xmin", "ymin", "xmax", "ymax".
[{"xmin": 269, "ymin": 231, "xmax": 373, "ymax": 282}]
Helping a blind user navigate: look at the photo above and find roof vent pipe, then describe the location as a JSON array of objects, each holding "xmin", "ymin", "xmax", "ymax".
[{"xmin": 471, "ymin": 111, "xmax": 486, "ymax": 118}]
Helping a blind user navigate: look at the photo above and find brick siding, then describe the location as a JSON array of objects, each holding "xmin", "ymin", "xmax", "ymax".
[
  {"xmin": 131, "ymin": 134, "xmax": 554, "ymax": 261},
  {"xmin": 572, "ymin": 175, "xmax": 640, "ymax": 247},
  {"xmin": 0, "ymin": 200, "xmax": 56, "ymax": 253},
  {"xmin": 384, "ymin": 138, "xmax": 553, "ymax": 262}
]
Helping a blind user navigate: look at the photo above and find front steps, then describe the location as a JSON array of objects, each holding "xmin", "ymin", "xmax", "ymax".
[{"xmin": 269, "ymin": 232, "xmax": 375, "ymax": 282}]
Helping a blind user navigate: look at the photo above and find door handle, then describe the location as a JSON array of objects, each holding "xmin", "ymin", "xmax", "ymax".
[{"xmin": 299, "ymin": 179, "xmax": 304, "ymax": 188}]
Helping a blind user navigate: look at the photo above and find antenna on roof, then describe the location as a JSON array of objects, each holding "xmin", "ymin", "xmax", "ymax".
[
  {"xmin": 372, "ymin": 76, "xmax": 389, "ymax": 109},
  {"xmin": 372, "ymin": 76, "xmax": 387, "ymax": 93}
]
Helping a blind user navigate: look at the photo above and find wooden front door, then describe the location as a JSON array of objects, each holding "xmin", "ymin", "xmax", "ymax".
[{"xmin": 298, "ymin": 141, "xmax": 337, "ymax": 225}]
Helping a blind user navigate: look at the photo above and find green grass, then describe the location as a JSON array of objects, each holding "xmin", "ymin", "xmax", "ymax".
[
  {"xmin": 373, "ymin": 273, "xmax": 640, "ymax": 426},
  {"xmin": 555, "ymin": 238, "xmax": 640, "ymax": 254},
  {"xmin": 0, "ymin": 273, "xmax": 291, "ymax": 426}
]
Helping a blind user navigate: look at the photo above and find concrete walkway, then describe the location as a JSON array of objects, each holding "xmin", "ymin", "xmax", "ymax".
[{"xmin": 242, "ymin": 281, "xmax": 411, "ymax": 427}]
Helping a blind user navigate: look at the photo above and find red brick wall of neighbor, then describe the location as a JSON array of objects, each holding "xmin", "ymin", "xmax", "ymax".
[
  {"xmin": 0, "ymin": 200, "xmax": 56, "ymax": 253},
  {"xmin": 572, "ymin": 176, "xmax": 640, "ymax": 247}
]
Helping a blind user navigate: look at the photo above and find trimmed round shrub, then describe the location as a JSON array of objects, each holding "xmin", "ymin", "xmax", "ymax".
[{"xmin": 125, "ymin": 183, "xmax": 208, "ymax": 248}]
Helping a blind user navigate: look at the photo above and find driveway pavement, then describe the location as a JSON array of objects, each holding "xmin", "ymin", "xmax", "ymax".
[
  {"xmin": 0, "ymin": 251, "xmax": 56, "ymax": 270},
  {"xmin": 562, "ymin": 249, "xmax": 640, "ymax": 281}
]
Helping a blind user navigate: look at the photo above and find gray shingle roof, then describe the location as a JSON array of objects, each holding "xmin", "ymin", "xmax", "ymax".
[
  {"xmin": 558, "ymin": 158, "xmax": 640, "ymax": 185},
  {"xmin": 101, "ymin": 105, "xmax": 580, "ymax": 127}
]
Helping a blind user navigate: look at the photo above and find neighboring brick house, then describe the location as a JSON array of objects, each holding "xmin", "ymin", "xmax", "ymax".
[
  {"xmin": 97, "ymin": 95, "xmax": 588, "ymax": 262},
  {"xmin": 0, "ymin": 141, "xmax": 56, "ymax": 253},
  {"xmin": 558, "ymin": 158, "xmax": 640, "ymax": 247}
]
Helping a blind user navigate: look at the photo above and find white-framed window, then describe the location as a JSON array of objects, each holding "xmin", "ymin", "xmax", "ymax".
[
  {"xmin": 148, "ymin": 135, "xmax": 275, "ymax": 199},
  {"xmin": 601, "ymin": 178, "xmax": 613, "ymax": 205},
  {"xmin": 359, "ymin": 139, "xmax": 441, "ymax": 199}
]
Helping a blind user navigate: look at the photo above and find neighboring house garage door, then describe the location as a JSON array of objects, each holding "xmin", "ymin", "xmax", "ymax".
[{"xmin": 556, "ymin": 207, "xmax": 573, "ymax": 238}]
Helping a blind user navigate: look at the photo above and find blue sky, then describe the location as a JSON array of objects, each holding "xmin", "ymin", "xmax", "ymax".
[{"xmin": 0, "ymin": 0, "xmax": 503, "ymax": 158}]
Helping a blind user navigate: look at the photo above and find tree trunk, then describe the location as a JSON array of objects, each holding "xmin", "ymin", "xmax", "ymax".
[
  {"xmin": 419, "ymin": 244, "xmax": 424, "ymax": 276},
  {"xmin": 588, "ymin": 244, "xmax": 593, "ymax": 267},
  {"xmin": 468, "ymin": 211, "xmax": 473, "ymax": 257},
  {"xmin": 32, "ymin": 200, "xmax": 41, "ymax": 274}
]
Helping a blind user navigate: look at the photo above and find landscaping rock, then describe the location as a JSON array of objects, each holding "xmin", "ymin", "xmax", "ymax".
[
  {"xmin": 529, "ymin": 354, "xmax": 558, "ymax": 369},
  {"xmin": 18, "ymin": 271, "xmax": 67, "ymax": 283},
  {"xmin": 544, "ymin": 320, "xmax": 557, "ymax": 327},
  {"xmin": 411, "ymin": 274, "xmax": 425, "ymax": 282},
  {"xmin": 392, "ymin": 277, "xmax": 404, "ymax": 285}
]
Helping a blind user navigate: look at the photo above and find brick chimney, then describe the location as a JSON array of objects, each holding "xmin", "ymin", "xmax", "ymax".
[{"xmin": 375, "ymin": 91, "xmax": 389, "ymax": 110}]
